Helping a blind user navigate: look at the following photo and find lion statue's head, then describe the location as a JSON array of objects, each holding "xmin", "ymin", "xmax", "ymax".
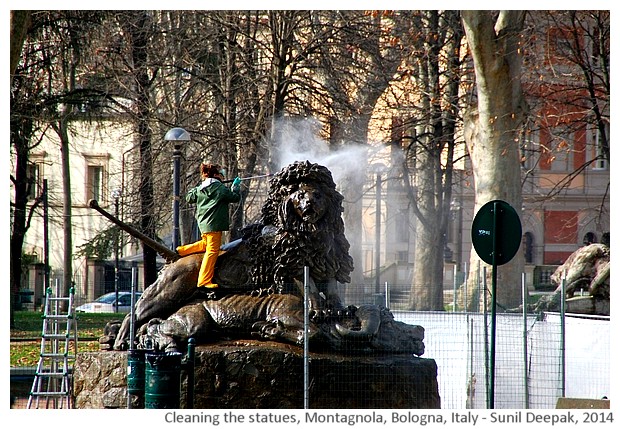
[{"xmin": 243, "ymin": 161, "xmax": 354, "ymax": 288}]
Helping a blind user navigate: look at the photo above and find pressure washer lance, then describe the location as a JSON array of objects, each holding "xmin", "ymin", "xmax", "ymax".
[{"xmin": 222, "ymin": 173, "xmax": 274, "ymax": 183}]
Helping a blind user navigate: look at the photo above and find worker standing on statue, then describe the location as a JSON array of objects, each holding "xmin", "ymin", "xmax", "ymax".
[{"xmin": 176, "ymin": 163, "xmax": 241, "ymax": 288}]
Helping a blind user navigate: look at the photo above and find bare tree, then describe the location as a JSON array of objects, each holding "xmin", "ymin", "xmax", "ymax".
[
  {"xmin": 48, "ymin": 12, "xmax": 101, "ymax": 304},
  {"xmin": 461, "ymin": 11, "xmax": 527, "ymax": 309},
  {"xmin": 10, "ymin": 65, "xmax": 41, "ymax": 325},
  {"xmin": 10, "ymin": 11, "xmax": 107, "ymax": 320},
  {"xmin": 123, "ymin": 12, "xmax": 160, "ymax": 287},
  {"xmin": 87, "ymin": 11, "xmax": 167, "ymax": 287},
  {"xmin": 521, "ymin": 11, "xmax": 609, "ymax": 208},
  {"xmin": 397, "ymin": 11, "xmax": 464, "ymax": 310},
  {"xmin": 149, "ymin": 11, "xmax": 319, "ymax": 240}
]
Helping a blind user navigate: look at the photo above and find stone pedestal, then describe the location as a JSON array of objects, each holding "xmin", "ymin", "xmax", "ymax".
[{"xmin": 73, "ymin": 340, "xmax": 440, "ymax": 409}]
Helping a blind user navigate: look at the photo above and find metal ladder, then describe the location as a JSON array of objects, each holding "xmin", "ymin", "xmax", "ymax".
[{"xmin": 27, "ymin": 285, "xmax": 78, "ymax": 409}]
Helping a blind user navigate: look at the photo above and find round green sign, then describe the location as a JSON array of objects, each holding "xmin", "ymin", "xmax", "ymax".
[{"xmin": 471, "ymin": 200, "xmax": 522, "ymax": 266}]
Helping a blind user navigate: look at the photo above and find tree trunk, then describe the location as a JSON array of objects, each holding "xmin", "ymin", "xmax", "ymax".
[
  {"xmin": 461, "ymin": 11, "xmax": 527, "ymax": 310},
  {"xmin": 407, "ymin": 11, "xmax": 462, "ymax": 311},
  {"xmin": 10, "ymin": 127, "xmax": 32, "ymax": 327},
  {"xmin": 9, "ymin": 11, "xmax": 34, "ymax": 326},
  {"xmin": 128, "ymin": 11, "xmax": 158, "ymax": 288},
  {"xmin": 410, "ymin": 213, "xmax": 443, "ymax": 310},
  {"xmin": 59, "ymin": 113, "xmax": 74, "ymax": 301},
  {"xmin": 10, "ymin": 11, "xmax": 31, "ymax": 79},
  {"xmin": 407, "ymin": 125, "xmax": 452, "ymax": 311}
]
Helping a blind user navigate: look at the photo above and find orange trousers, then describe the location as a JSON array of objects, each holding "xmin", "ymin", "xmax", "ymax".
[{"xmin": 176, "ymin": 231, "xmax": 222, "ymax": 288}]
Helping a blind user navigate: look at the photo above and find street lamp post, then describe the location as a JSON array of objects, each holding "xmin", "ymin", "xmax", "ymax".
[
  {"xmin": 164, "ymin": 127, "xmax": 191, "ymax": 250},
  {"xmin": 111, "ymin": 188, "xmax": 122, "ymax": 313},
  {"xmin": 371, "ymin": 163, "xmax": 387, "ymax": 295}
]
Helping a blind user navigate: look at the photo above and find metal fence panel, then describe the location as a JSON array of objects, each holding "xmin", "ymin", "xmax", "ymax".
[{"xmin": 393, "ymin": 310, "xmax": 608, "ymax": 409}]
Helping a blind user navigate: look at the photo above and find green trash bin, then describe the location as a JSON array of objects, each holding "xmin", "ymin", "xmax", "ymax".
[
  {"xmin": 127, "ymin": 349, "xmax": 146, "ymax": 397},
  {"xmin": 144, "ymin": 351, "xmax": 183, "ymax": 409}
]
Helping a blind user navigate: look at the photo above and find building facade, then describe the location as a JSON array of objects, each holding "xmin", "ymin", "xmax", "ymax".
[{"xmin": 17, "ymin": 118, "xmax": 154, "ymax": 307}]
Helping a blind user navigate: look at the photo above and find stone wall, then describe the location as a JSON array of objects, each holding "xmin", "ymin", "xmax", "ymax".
[{"xmin": 73, "ymin": 340, "xmax": 440, "ymax": 409}]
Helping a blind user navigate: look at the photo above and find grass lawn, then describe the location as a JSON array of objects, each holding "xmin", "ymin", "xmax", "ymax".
[{"xmin": 10, "ymin": 311, "xmax": 125, "ymax": 367}]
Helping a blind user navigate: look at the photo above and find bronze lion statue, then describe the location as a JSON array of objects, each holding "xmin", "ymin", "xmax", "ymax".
[
  {"xmin": 108, "ymin": 161, "xmax": 422, "ymax": 354},
  {"xmin": 112, "ymin": 161, "xmax": 354, "ymax": 350}
]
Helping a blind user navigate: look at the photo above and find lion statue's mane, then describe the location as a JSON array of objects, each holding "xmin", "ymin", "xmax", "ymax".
[{"xmin": 243, "ymin": 160, "xmax": 354, "ymax": 289}]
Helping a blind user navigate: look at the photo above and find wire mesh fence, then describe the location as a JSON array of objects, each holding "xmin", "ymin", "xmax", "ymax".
[
  {"xmin": 12, "ymin": 270, "xmax": 610, "ymax": 410},
  {"xmin": 345, "ymin": 282, "xmax": 610, "ymax": 409}
]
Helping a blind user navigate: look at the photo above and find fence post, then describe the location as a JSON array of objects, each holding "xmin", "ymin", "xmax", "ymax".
[
  {"xmin": 522, "ymin": 272, "xmax": 529, "ymax": 409},
  {"xmin": 453, "ymin": 265, "xmax": 457, "ymax": 312},
  {"xmin": 475, "ymin": 261, "xmax": 480, "ymax": 312},
  {"xmin": 468, "ymin": 316, "xmax": 475, "ymax": 407},
  {"xmin": 560, "ymin": 273, "xmax": 566, "ymax": 398},
  {"xmin": 464, "ymin": 269, "xmax": 468, "ymax": 313},
  {"xmin": 385, "ymin": 281, "xmax": 389, "ymax": 308},
  {"xmin": 129, "ymin": 262, "xmax": 138, "ymax": 350},
  {"xmin": 303, "ymin": 266, "xmax": 310, "ymax": 409},
  {"xmin": 127, "ymin": 262, "xmax": 139, "ymax": 409}
]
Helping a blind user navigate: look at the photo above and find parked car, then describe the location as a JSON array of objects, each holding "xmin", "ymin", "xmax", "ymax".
[{"xmin": 76, "ymin": 291, "xmax": 142, "ymax": 313}]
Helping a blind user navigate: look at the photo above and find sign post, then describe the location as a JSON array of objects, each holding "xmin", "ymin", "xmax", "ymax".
[{"xmin": 471, "ymin": 199, "xmax": 522, "ymax": 409}]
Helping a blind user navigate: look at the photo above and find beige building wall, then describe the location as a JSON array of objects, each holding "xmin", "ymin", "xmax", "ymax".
[{"xmin": 21, "ymin": 118, "xmax": 144, "ymax": 303}]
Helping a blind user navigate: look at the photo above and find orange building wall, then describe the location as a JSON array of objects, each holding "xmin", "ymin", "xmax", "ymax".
[
  {"xmin": 544, "ymin": 251, "xmax": 574, "ymax": 265},
  {"xmin": 543, "ymin": 210, "xmax": 578, "ymax": 264}
]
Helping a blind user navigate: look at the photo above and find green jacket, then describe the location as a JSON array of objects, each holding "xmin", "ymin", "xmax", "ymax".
[{"xmin": 186, "ymin": 178, "xmax": 240, "ymax": 233}]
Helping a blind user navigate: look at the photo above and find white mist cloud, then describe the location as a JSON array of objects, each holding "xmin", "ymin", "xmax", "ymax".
[{"xmin": 269, "ymin": 116, "xmax": 369, "ymax": 184}]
